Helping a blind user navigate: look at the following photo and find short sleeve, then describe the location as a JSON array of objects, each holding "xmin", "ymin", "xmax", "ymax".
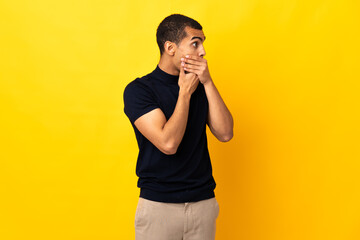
[{"xmin": 123, "ymin": 80, "xmax": 160, "ymax": 124}]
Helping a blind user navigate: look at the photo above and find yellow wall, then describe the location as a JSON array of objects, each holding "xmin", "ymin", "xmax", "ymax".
[{"xmin": 1, "ymin": 0, "xmax": 359, "ymax": 239}]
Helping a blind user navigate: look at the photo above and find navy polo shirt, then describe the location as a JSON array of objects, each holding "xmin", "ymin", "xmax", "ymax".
[{"xmin": 123, "ymin": 64, "xmax": 216, "ymax": 203}]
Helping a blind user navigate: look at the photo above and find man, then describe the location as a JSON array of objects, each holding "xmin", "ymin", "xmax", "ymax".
[{"xmin": 123, "ymin": 13, "xmax": 233, "ymax": 240}]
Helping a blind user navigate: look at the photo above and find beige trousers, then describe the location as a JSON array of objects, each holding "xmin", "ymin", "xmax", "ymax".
[{"xmin": 135, "ymin": 197, "xmax": 220, "ymax": 240}]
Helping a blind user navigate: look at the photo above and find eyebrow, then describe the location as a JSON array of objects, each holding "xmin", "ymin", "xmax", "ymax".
[{"xmin": 190, "ymin": 36, "xmax": 206, "ymax": 42}]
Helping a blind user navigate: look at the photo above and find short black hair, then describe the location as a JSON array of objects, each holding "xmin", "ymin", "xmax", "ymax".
[{"xmin": 156, "ymin": 14, "xmax": 202, "ymax": 56}]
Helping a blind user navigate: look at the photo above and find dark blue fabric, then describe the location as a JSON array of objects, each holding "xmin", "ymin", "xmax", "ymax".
[{"xmin": 123, "ymin": 64, "xmax": 216, "ymax": 203}]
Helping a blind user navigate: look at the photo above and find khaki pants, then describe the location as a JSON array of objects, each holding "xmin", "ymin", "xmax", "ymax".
[{"xmin": 135, "ymin": 197, "xmax": 220, "ymax": 240}]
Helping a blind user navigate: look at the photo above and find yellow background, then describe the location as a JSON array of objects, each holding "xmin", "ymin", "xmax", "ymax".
[{"xmin": 1, "ymin": 0, "xmax": 359, "ymax": 239}]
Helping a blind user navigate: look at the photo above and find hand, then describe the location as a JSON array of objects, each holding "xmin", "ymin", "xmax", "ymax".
[
  {"xmin": 180, "ymin": 55, "xmax": 212, "ymax": 85},
  {"xmin": 178, "ymin": 63, "xmax": 199, "ymax": 96}
]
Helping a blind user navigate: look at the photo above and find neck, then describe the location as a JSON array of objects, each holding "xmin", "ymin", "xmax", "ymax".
[{"xmin": 158, "ymin": 55, "xmax": 179, "ymax": 76}]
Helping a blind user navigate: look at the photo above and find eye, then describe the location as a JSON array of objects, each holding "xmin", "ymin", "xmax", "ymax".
[{"xmin": 192, "ymin": 42, "xmax": 198, "ymax": 48}]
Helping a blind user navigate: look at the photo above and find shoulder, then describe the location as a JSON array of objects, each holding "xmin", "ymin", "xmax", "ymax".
[
  {"xmin": 123, "ymin": 73, "xmax": 159, "ymax": 106},
  {"xmin": 123, "ymin": 74, "xmax": 160, "ymax": 123},
  {"xmin": 124, "ymin": 74, "xmax": 152, "ymax": 96},
  {"xmin": 124, "ymin": 75, "xmax": 147, "ymax": 91}
]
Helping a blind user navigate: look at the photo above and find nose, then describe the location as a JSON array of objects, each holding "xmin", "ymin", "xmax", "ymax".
[{"xmin": 198, "ymin": 46, "xmax": 206, "ymax": 58}]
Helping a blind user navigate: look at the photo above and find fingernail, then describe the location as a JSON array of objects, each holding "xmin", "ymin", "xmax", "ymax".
[
  {"xmin": 181, "ymin": 58, "xmax": 184, "ymax": 61},
  {"xmin": 186, "ymin": 55, "xmax": 189, "ymax": 58}
]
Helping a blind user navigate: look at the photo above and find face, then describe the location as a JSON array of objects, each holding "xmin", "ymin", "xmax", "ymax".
[{"xmin": 172, "ymin": 26, "xmax": 206, "ymax": 72}]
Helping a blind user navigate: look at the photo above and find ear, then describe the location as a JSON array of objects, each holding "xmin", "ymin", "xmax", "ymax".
[{"xmin": 164, "ymin": 41, "xmax": 177, "ymax": 56}]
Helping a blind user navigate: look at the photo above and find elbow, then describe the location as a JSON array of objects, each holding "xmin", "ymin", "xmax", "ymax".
[
  {"xmin": 161, "ymin": 142, "xmax": 179, "ymax": 155},
  {"xmin": 218, "ymin": 131, "xmax": 233, "ymax": 142}
]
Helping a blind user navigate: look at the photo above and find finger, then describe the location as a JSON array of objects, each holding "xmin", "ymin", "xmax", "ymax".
[
  {"xmin": 183, "ymin": 58, "xmax": 204, "ymax": 66},
  {"xmin": 184, "ymin": 63, "xmax": 201, "ymax": 71},
  {"xmin": 179, "ymin": 64, "xmax": 185, "ymax": 75},
  {"xmin": 185, "ymin": 55, "xmax": 206, "ymax": 62},
  {"xmin": 183, "ymin": 67, "xmax": 200, "ymax": 76}
]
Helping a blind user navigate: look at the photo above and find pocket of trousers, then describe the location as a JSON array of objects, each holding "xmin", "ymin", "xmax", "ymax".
[
  {"xmin": 215, "ymin": 198, "xmax": 220, "ymax": 218},
  {"xmin": 135, "ymin": 197, "xmax": 146, "ymax": 227}
]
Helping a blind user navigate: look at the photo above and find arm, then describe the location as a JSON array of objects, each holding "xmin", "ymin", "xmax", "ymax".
[
  {"xmin": 134, "ymin": 67, "xmax": 199, "ymax": 155},
  {"xmin": 203, "ymin": 79, "xmax": 234, "ymax": 142},
  {"xmin": 181, "ymin": 55, "xmax": 233, "ymax": 142},
  {"xmin": 134, "ymin": 91, "xmax": 190, "ymax": 155}
]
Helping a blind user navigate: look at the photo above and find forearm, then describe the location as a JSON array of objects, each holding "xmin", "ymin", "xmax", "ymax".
[
  {"xmin": 161, "ymin": 89, "xmax": 191, "ymax": 152},
  {"xmin": 204, "ymin": 80, "xmax": 233, "ymax": 141}
]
